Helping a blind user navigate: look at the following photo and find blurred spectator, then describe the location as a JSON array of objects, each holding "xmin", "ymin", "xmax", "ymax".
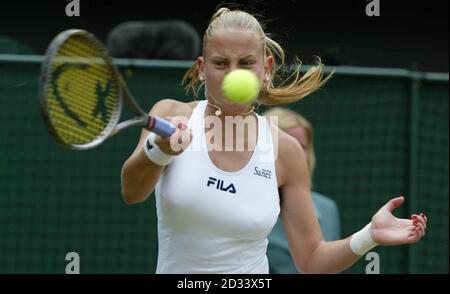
[{"xmin": 106, "ymin": 20, "xmax": 200, "ymax": 60}]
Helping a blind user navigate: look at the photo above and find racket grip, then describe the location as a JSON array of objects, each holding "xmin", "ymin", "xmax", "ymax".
[{"xmin": 148, "ymin": 116, "xmax": 177, "ymax": 138}]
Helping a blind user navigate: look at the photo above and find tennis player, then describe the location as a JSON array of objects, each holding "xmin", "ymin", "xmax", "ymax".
[{"xmin": 121, "ymin": 8, "xmax": 427, "ymax": 274}]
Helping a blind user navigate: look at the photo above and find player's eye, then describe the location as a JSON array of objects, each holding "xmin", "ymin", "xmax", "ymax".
[
  {"xmin": 240, "ymin": 61, "xmax": 255, "ymax": 68},
  {"xmin": 213, "ymin": 60, "xmax": 227, "ymax": 68}
]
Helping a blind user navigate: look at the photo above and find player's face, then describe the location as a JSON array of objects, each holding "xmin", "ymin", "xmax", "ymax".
[{"xmin": 197, "ymin": 29, "xmax": 272, "ymax": 108}]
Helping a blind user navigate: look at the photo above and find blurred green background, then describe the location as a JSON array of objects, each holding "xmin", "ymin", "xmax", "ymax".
[{"xmin": 0, "ymin": 55, "xmax": 448, "ymax": 273}]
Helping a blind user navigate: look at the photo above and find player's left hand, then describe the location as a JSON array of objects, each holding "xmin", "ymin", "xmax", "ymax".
[{"xmin": 369, "ymin": 196, "xmax": 427, "ymax": 245}]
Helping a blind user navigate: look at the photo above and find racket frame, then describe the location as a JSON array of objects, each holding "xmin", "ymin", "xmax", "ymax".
[{"xmin": 39, "ymin": 29, "xmax": 152, "ymax": 150}]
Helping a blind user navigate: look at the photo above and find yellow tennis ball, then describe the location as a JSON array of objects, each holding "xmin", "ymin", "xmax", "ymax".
[{"xmin": 222, "ymin": 69, "xmax": 261, "ymax": 104}]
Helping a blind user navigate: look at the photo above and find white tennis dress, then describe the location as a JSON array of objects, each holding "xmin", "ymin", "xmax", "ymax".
[{"xmin": 155, "ymin": 100, "xmax": 280, "ymax": 273}]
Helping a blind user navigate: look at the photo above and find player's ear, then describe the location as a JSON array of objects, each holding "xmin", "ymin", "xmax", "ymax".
[
  {"xmin": 264, "ymin": 55, "xmax": 274, "ymax": 82},
  {"xmin": 197, "ymin": 57, "xmax": 205, "ymax": 82}
]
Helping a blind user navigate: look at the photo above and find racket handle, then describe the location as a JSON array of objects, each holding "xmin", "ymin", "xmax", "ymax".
[{"xmin": 148, "ymin": 116, "xmax": 177, "ymax": 138}]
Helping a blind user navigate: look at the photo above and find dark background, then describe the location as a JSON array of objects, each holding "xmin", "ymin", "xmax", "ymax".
[{"xmin": 1, "ymin": 0, "xmax": 448, "ymax": 72}]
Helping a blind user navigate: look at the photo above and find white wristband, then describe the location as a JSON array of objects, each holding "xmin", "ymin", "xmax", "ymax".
[
  {"xmin": 143, "ymin": 133, "xmax": 173, "ymax": 166},
  {"xmin": 350, "ymin": 223, "xmax": 378, "ymax": 255}
]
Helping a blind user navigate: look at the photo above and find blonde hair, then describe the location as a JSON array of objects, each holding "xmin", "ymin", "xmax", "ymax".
[
  {"xmin": 263, "ymin": 107, "xmax": 316, "ymax": 178},
  {"xmin": 183, "ymin": 7, "xmax": 333, "ymax": 105}
]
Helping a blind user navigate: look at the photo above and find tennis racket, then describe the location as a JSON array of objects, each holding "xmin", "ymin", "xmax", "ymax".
[{"xmin": 39, "ymin": 29, "xmax": 176, "ymax": 150}]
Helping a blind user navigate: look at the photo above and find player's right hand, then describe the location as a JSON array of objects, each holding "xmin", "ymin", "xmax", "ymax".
[{"xmin": 154, "ymin": 116, "xmax": 192, "ymax": 156}]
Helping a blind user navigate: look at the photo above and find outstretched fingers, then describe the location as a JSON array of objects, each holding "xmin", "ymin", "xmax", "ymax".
[{"xmin": 410, "ymin": 213, "xmax": 427, "ymax": 241}]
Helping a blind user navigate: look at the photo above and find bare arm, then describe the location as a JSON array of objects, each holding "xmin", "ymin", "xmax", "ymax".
[
  {"xmin": 278, "ymin": 134, "xmax": 427, "ymax": 273},
  {"xmin": 277, "ymin": 134, "xmax": 359, "ymax": 273},
  {"xmin": 120, "ymin": 99, "xmax": 192, "ymax": 204}
]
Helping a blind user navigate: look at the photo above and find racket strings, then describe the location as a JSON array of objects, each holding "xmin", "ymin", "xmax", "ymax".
[{"xmin": 46, "ymin": 35, "xmax": 120, "ymax": 146}]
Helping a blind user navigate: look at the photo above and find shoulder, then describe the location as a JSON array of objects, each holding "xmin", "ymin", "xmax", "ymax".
[
  {"xmin": 265, "ymin": 120, "xmax": 308, "ymax": 187},
  {"xmin": 265, "ymin": 118, "xmax": 304, "ymax": 163},
  {"xmin": 278, "ymin": 129, "xmax": 307, "ymax": 176},
  {"xmin": 149, "ymin": 99, "xmax": 200, "ymax": 119}
]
